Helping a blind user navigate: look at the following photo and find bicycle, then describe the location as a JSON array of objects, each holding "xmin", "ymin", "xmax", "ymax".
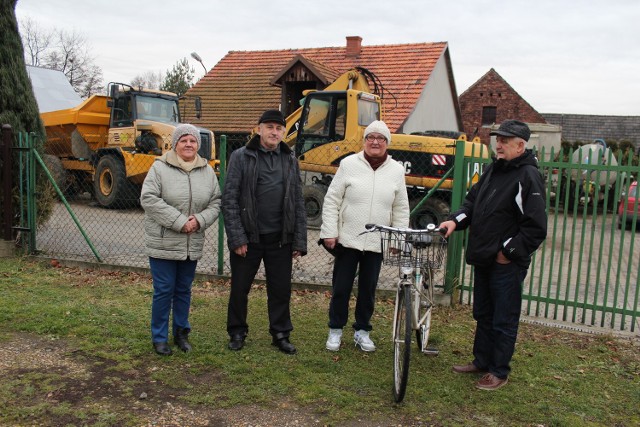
[{"xmin": 362, "ymin": 223, "xmax": 447, "ymax": 403}]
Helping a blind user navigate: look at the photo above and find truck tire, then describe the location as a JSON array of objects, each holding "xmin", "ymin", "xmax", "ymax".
[
  {"xmin": 93, "ymin": 155, "xmax": 140, "ymax": 209},
  {"xmin": 42, "ymin": 154, "xmax": 71, "ymax": 195},
  {"xmin": 410, "ymin": 197, "xmax": 450, "ymax": 230},
  {"xmin": 303, "ymin": 184, "xmax": 327, "ymax": 228}
]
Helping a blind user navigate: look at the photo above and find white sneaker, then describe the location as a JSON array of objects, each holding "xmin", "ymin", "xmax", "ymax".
[
  {"xmin": 326, "ymin": 328, "xmax": 342, "ymax": 351},
  {"xmin": 354, "ymin": 330, "xmax": 376, "ymax": 352}
]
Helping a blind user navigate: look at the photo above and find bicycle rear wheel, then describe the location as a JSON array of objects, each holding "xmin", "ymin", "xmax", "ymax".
[
  {"xmin": 416, "ymin": 269, "xmax": 434, "ymax": 352},
  {"xmin": 393, "ymin": 285, "xmax": 412, "ymax": 403}
]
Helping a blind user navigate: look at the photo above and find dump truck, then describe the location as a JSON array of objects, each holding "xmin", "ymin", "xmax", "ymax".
[
  {"xmin": 280, "ymin": 67, "xmax": 489, "ymax": 228},
  {"xmin": 40, "ymin": 83, "xmax": 215, "ymax": 208}
]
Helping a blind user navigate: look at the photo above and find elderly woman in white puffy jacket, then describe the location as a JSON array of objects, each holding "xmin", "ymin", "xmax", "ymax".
[
  {"xmin": 141, "ymin": 124, "xmax": 221, "ymax": 356},
  {"xmin": 320, "ymin": 120, "xmax": 409, "ymax": 352}
]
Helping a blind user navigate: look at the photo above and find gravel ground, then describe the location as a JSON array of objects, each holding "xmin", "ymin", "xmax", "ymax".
[{"xmin": 0, "ymin": 332, "xmax": 331, "ymax": 426}]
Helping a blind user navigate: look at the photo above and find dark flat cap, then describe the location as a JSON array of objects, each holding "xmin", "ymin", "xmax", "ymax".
[
  {"xmin": 258, "ymin": 109, "xmax": 286, "ymax": 126},
  {"xmin": 490, "ymin": 120, "xmax": 531, "ymax": 142}
]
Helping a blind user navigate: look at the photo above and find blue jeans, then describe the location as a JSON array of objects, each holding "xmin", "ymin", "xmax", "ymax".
[
  {"xmin": 149, "ymin": 257, "xmax": 197, "ymax": 343},
  {"xmin": 472, "ymin": 262, "xmax": 527, "ymax": 379}
]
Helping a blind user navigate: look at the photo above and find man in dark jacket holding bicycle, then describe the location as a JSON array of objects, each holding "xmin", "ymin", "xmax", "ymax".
[
  {"xmin": 222, "ymin": 109, "xmax": 307, "ymax": 355},
  {"xmin": 439, "ymin": 120, "xmax": 547, "ymax": 390}
]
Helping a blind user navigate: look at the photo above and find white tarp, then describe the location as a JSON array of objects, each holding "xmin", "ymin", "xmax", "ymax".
[{"xmin": 27, "ymin": 65, "xmax": 81, "ymax": 113}]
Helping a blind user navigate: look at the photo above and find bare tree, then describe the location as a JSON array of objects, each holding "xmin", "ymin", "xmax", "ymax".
[
  {"xmin": 20, "ymin": 16, "xmax": 52, "ymax": 67},
  {"xmin": 131, "ymin": 70, "xmax": 164, "ymax": 90},
  {"xmin": 19, "ymin": 17, "xmax": 104, "ymax": 97}
]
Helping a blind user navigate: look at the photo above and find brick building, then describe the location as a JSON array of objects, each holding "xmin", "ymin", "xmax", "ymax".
[{"xmin": 459, "ymin": 68, "xmax": 547, "ymax": 145}]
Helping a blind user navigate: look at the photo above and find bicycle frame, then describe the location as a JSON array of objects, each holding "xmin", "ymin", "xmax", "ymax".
[{"xmin": 362, "ymin": 223, "xmax": 446, "ymax": 402}]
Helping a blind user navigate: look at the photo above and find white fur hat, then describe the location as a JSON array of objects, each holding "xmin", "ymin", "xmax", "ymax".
[{"xmin": 364, "ymin": 120, "xmax": 391, "ymax": 145}]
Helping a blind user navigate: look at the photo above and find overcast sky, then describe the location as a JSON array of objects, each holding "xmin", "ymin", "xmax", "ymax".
[{"xmin": 14, "ymin": 0, "xmax": 640, "ymax": 115}]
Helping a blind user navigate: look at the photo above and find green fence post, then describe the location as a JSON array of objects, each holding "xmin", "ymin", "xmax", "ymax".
[
  {"xmin": 444, "ymin": 140, "xmax": 470, "ymax": 297},
  {"xmin": 27, "ymin": 132, "xmax": 37, "ymax": 253},
  {"xmin": 217, "ymin": 135, "xmax": 227, "ymax": 275}
]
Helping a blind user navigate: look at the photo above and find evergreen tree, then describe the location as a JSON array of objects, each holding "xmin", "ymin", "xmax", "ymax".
[
  {"xmin": 160, "ymin": 58, "xmax": 195, "ymax": 96},
  {"xmin": 0, "ymin": 0, "xmax": 54, "ymax": 237}
]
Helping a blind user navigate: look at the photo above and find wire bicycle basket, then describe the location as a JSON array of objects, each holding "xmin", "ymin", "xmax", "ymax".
[{"xmin": 379, "ymin": 229, "xmax": 447, "ymax": 270}]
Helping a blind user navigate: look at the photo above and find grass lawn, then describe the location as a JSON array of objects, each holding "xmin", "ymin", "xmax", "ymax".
[{"xmin": 0, "ymin": 257, "xmax": 638, "ymax": 426}]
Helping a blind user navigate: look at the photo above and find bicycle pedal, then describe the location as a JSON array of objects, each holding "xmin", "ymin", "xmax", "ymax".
[{"xmin": 422, "ymin": 347, "xmax": 439, "ymax": 356}]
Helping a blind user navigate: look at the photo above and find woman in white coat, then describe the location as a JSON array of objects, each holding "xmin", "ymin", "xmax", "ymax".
[{"xmin": 320, "ymin": 120, "xmax": 409, "ymax": 352}]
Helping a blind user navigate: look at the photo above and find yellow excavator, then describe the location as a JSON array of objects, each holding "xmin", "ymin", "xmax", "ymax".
[{"xmin": 280, "ymin": 67, "xmax": 489, "ymax": 228}]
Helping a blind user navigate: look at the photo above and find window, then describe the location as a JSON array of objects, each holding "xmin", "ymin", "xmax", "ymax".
[{"xmin": 482, "ymin": 106, "xmax": 497, "ymax": 125}]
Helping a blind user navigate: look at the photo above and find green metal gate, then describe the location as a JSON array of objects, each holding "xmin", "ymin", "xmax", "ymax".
[{"xmin": 449, "ymin": 141, "xmax": 640, "ymax": 334}]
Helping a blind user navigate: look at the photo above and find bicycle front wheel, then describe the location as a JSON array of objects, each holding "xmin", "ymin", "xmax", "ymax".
[{"xmin": 393, "ymin": 285, "xmax": 412, "ymax": 403}]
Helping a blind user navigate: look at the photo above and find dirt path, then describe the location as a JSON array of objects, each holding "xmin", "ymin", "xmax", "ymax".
[{"xmin": 1, "ymin": 332, "xmax": 327, "ymax": 426}]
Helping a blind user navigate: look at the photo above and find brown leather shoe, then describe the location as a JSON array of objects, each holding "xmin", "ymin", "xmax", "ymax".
[
  {"xmin": 476, "ymin": 373, "xmax": 508, "ymax": 390},
  {"xmin": 452, "ymin": 363, "xmax": 486, "ymax": 374}
]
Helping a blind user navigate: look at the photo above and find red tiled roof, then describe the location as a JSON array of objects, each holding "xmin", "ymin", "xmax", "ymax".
[{"xmin": 186, "ymin": 41, "xmax": 449, "ymax": 133}]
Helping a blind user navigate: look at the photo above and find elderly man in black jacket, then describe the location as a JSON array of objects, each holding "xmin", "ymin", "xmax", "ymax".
[
  {"xmin": 440, "ymin": 120, "xmax": 547, "ymax": 390},
  {"xmin": 222, "ymin": 109, "xmax": 307, "ymax": 355}
]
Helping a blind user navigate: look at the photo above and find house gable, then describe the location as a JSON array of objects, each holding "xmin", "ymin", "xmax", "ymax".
[
  {"xmin": 270, "ymin": 55, "xmax": 341, "ymax": 116},
  {"xmin": 459, "ymin": 68, "xmax": 547, "ymax": 144}
]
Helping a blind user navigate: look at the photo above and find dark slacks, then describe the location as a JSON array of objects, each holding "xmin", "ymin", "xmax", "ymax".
[
  {"xmin": 328, "ymin": 247, "xmax": 383, "ymax": 332},
  {"xmin": 472, "ymin": 262, "xmax": 527, "ymax": 379},
  {"xmin": 227, "ymin": 237, "xmax": 294, "ymax": 340}
]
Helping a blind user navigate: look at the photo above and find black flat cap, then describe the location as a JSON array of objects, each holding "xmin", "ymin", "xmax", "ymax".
[
  {"xmin": 490, "ymin": 120, "xmax": 531, "ymax": 142},
  {"xmin": 258, "ymin": 109, "xmax": 286, "ymax": 126}
]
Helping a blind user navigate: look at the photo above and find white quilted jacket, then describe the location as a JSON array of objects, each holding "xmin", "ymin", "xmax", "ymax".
[{"xmin": 320, "ymin": 151, "xmax": 409, "ymax": 252}]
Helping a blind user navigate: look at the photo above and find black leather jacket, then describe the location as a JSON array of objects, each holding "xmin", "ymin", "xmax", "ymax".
[
  {"xmin": 221, "ymin": 135, "xmax": 307, "ymax": 254},
  {"xmin": 449, "ymin": 149, "xmax": 547, "ymax": 268}
]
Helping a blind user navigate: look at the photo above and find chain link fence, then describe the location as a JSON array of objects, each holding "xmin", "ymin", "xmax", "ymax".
[{"xmin": 35, "ymin": 132, "xmax": 455, "ymax": 291}]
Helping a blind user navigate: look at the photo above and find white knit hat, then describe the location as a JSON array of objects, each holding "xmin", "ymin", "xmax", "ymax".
[
  {"xmin": 364, "ymin": 120, "xmax": 391, "ymax": 145},
  {"xmin": 171, "ymin": 124, "xmax": 201, "ymax": 150}
]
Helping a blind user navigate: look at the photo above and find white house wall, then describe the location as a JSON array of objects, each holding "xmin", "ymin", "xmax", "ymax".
[{"xmin": 401, "ymin": 52, "xmax": 460, "ymax": 133}]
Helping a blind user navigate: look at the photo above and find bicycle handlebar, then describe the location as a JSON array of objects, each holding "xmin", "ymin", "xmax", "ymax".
[{"xmin": 362, "ymin": 223, "xmax": 446, "ymax": 235}]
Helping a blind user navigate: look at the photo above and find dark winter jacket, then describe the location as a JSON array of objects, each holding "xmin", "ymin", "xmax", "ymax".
[
  {"xmin": 449, "ymin": 149, "xmax": 547, "ymax": 268},
  {"xmin": 221, "ymin": 135, "xmax": 307, "ymax": 254}
]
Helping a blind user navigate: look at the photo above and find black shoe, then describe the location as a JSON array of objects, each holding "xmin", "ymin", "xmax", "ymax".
[
  {"xmin": 228, "ymin": 334, "xmax": 245, "ymax": 351},
  {"xmin": 272, "ymin": 337, "xmax": 297, "ymax": 355},
  {"xmin": 174, "ymin": 327, "xmax": 192, "ymax": 353},
  {"xmin": 153, "ymin": 342, "xmax": 173, "ymax": 356}
]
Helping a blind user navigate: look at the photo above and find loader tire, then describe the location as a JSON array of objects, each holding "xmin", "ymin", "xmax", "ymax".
[
  {"xmin": 410, "ymin": 197, "xmax": 450, "ymax": 230},
  {"xmin": 42, "ymin": 154, "xmax": 72, "ymax": 195},
  {"xmin": 94, "ymin": 155, "xmax": 140, "ymax": 209},
  {"xmin": 303, "ymin": 184, "xmax": 327, "ymax": 228}
]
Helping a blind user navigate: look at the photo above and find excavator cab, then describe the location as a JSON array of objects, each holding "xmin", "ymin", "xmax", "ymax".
[{"xmin": 295, "ymin": 90, "xmax": 380, "ymax": 158}]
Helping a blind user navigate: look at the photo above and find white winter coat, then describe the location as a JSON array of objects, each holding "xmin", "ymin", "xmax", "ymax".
[
  {"xmin": 320, "ymin": 151, "xmax": 409, "ymax": 252},
  {"xmin": 141, "ymin": 150, "xmax": 221, "ymax": 260}
]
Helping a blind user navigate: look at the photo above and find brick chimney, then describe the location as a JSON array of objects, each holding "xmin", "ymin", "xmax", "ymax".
[{"xmin": 346, "ymin": 36, "xmax": 362, "ymax": 57}]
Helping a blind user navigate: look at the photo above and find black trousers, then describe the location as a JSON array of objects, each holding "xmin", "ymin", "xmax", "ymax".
[
  {"xmin": 328, "ymin": 247, "xmax": 383, "ymax": 332},
  {"xmin": 227, "ymin": 236, "xmax": 293, "ymax": 340}
]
